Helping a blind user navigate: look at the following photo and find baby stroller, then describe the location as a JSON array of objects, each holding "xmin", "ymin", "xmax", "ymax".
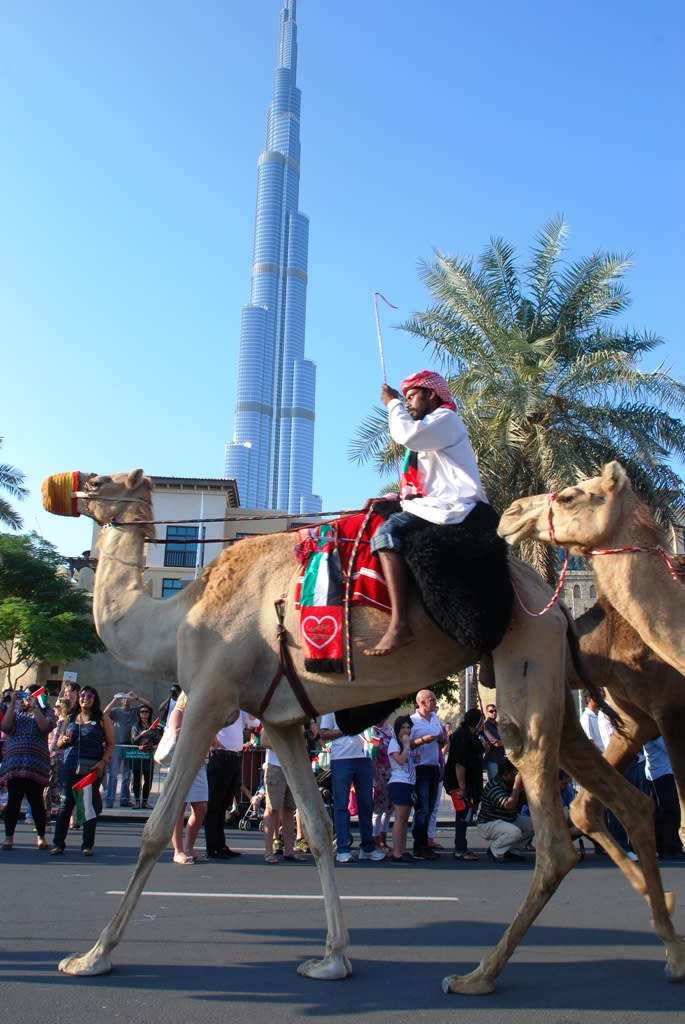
[
  {"xmin": 238, "ymin": 785, "xmax": 266, "ymax": 831},
  {"xmin": 316, "ymin": 767, "xmax": 334, "ymax": 830}
]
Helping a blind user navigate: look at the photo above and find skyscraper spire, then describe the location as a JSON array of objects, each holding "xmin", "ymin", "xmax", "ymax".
[{"xmin": 224, "ymin": 0, "xmax": 321, "ymax": 514}]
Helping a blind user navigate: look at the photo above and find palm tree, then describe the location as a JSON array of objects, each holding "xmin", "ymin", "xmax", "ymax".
[
  {"xmin": 0, "ymin": 439, "xmax": 28, "ymax": 530},
  {"xmin": 350, "ymin": 218, "xmax": 685, "ymax": 582}
]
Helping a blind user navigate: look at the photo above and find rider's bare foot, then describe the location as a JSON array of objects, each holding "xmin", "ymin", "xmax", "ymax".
[{"xmin": 364, "ymin": 625, "xmax": 414, "ymax": 657}]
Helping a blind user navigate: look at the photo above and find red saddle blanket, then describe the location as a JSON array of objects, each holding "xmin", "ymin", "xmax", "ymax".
[{"xmin": 294, "ymin": 510, "xmax": 390, "ymax": 671}]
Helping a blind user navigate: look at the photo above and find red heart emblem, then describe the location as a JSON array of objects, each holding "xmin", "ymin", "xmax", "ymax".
[{"xmin": 301, "ymin": 614, "xmax": 339, "ymax": 650}]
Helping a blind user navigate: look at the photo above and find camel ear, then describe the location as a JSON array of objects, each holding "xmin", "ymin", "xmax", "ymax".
[
  {"xmin": 127, "ymin": 469, "xmax": 146, "ymax": 490},
  {"xmin": 602, "ymin": 461, "xmax": 627, "ymax": 492}
]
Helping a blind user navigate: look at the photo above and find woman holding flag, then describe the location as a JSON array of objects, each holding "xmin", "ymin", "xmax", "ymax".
[
  {"xmin": 1, "ymin": 684, "xmax": 55, "ymax": 850},
  {"xmin": 130, "ymin": 704, "xmax": 159, "ymax": 809},
  {"xmin": 51, "ymin": 685, "xmax": 114, "ymax": 857}
]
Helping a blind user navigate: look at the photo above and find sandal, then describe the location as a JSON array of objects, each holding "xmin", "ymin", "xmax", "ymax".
[
  {"xmin": 284, "ymin": 852, "xmax": 307, "ymax": 861},
  {"xmin": 264, "ymin": 852, "xmax": 279, "ymax": 864},
  {"xmin": 453, "ymin": 851, "xmax": 479, "ymax": 861},
  {"xmin": 50, "ymin": 846, "xmax": 64, "ymax": 856},
  {"xmin": 187, "ymin": 850, "xmax": 208, "ymax": 862},
  {"xmin": 37, "ymin": 837, "xmax": 50, "ymax": 850},
  {"xmin": 172, "ymin": 852, "xmax": 194, "ymax": 865},
  {"xmin": 2, "ymin": 838, "xmax": 13, "ymax": 851}
]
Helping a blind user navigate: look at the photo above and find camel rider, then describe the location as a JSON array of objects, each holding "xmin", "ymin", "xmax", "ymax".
[{"xmin": 365, "ymin": 370, "xmax": 487, "ymax": 657}]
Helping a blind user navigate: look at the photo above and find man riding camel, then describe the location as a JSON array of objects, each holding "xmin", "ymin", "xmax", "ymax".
[{"xmin": 365, "ymin": 370, "xmax": 487, "ymax": 657}]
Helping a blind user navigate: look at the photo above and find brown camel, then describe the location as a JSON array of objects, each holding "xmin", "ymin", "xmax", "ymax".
[
  {"xmin": 498, "ymin": 460, "xmax": 685, "ymax": 677},
  {"xmin": 41, "ymin": 469, "xmax": 685, "ymax": 993},
  {"xmin": 573, "ymin": 596, "xmax": 685, "ymax": 829}
]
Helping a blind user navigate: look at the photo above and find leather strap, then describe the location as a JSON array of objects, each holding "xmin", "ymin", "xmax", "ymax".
[{"xmin": 259, "ymin": 599, "xmax": 319, "ymax": 722}]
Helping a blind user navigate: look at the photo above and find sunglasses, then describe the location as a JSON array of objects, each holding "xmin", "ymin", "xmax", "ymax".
[{"xmin": 79, "ymin": 692, "xmax": 95, "ymax": 699}]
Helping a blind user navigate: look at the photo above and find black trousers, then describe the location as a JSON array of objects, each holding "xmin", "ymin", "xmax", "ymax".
[
  {"xmin": 132, "ymin": 758, "xmax": 153, "ymax": 802},
  {"xmin": 650, "ymin": 773, "xmax": 682, "ymax": 857},
  {"xmin": 4, "ymin": 778, "xmax": 47, "ymax": 839},
  {"xmin": 204, "ymin": 750, "xmax": 242, "ymax": 853}
]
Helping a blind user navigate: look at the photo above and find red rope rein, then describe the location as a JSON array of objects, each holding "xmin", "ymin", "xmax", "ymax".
[
  {"xmin": 587, "ymin": 543, "xmax": 681, "ymax": 582},
  {"xmin": 513, "ymin": 490, "xmax": 683, "ymax": 618}
]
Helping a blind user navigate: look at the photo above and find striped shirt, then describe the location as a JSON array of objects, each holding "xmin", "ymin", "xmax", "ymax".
[{"xmin": 477, "ymin": 778, "xmax": 517, "ymax": 823}]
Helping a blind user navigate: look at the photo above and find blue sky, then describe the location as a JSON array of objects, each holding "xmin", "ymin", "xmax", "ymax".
[{"xmin": 2, "ymin": 0, "xmax": 683, "ymax": 556}]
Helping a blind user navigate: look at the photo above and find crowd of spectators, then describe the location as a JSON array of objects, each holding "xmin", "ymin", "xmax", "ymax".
[{"xmin": 1, "ymin": 684, "xmax": 681, "ymax": 866}]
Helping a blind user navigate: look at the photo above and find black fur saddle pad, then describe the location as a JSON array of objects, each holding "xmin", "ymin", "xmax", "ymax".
[{"xmin": 398, "ymin": 501, "xmax": 513, "ymax": 654}]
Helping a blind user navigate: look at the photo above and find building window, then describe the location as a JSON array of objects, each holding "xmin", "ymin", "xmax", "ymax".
[
  {"xmin": 164, "ymin": 526, "xmax": 198, "ymax": 568},
  {"xmin": 161, "ymin": 578, "xmax": 184, "ymax": 599}
]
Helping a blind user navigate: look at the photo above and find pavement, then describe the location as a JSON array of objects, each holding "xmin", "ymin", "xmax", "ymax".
[
  {"xmin": 7, "ymin": 768, "xmax": 682, "ymax": 1024},
  {"xmin": 2, "ymin": 814, "xmax": 685, "ymax": 1024}
]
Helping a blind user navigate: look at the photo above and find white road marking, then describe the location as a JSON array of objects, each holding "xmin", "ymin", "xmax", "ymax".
[{"xmin": 108, "ymin": 890, "xmax": 460, "ymax": 902}]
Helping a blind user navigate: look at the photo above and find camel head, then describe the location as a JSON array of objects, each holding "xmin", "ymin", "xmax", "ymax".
[
  {"xmin": 42, "ymin": 470, "xmax": 154, "ymax": 529},
  {"xmin": 498, "ymin": 461, "xmax": 631, "ymax": 554}
]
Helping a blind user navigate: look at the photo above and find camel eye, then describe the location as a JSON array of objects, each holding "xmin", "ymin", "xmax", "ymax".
[{"xmin": 556, "ymin": 492, "xmax": 575, "ymax": 506}]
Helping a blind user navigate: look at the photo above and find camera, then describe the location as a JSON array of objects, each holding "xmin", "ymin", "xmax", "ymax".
[{"xmin": 15, "ymin": 691, "xmax": 29, "ymax": 699}]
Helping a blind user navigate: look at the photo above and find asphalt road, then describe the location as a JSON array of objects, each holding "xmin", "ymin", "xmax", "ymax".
[{"xmin": 1, "ymin": 818, "xmax": 684, "ymax": 1024}]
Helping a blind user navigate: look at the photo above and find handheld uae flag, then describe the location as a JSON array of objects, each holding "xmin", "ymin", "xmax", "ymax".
[
  {"xmin": 72, "ymin": 770, "xmax": 99, "ymax": 826},
  {"xmin": 32, "ymin": 686, "xmax": 50, "ymax": 710}
]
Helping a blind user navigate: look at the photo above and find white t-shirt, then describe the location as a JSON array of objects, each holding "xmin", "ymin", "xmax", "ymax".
[
  {"xmin": 265, "ymin": 747, "xmax": 281, "ymax": 768},
  {"xmin": 387, "ymin": 399, "xmax": 487, "ymax": 525},
  {"xmin": 410, "ymin": 711, "xmax": 444, "ymax": 766},
  {"xmin": 319, "ymin": 713, "xmax": 365, "ymax": 760},
  {"xmin": 580, "ymin": 707, "xmax": 605, "ymax": 752},
  {"xmin": 387, "ymin": 735, "xmax": 415, "ymax": 785},
  {"xmin": 215, "ymin": 711, "xmax": 258, "ymax": 753}
]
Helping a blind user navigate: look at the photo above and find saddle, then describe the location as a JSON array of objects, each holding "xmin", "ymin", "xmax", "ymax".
[
  {"xmin": 295, "ymin": 501, "xmax": 513, "ymax": 672},
  {"xmin": 401, "ymin": 501, "xmax": 514, "ymax": 654}
]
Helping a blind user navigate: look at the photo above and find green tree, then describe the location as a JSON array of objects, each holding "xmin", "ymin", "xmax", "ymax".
[
  {"xmin": 0, "ymin": 532, "xmax": 103, "ymax": 686},
  {"xmin": 0, "ymin": 438, "xmax": 28, "ymax": 530},
  {"xmin": 350, "ymin": 218, "xmax": 685, "ymax": 581}
]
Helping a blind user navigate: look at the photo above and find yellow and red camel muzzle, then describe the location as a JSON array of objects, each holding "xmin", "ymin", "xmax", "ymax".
[{"xmin": 41, "ymin": 471, "xmax": 84, "ymax": 517}]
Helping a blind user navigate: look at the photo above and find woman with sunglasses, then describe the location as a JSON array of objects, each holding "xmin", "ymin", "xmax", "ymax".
[{"xmin": 51, "ymin": 686, "xmax": 115, "ymax": 856}]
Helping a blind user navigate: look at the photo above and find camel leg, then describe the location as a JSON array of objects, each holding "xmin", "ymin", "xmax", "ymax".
[
  {"xmin": 58, "ymin": 691, "xmax": 229, "ymax": 976},
  {"xmin": 445, "ymin": 614, "xmax": 576, "ymax": 995},
  {"xmin": 266, "ymin": 722, "xmax": 352, "ymax": 980},
  {"xmin": 560, "ymin": 702, "xmax": 685, "ymax": 982}
]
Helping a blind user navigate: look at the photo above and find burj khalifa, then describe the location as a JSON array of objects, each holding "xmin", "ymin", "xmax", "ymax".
[{"xmin": 224, "ymin": 0, "xmax": 321, "ymax": 514}]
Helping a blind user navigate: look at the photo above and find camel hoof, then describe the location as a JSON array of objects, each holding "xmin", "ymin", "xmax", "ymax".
[
  {"xmin": 297, "ymin": 955, "xmax": 352, "ymax": 980},
  {"xmin": 58, "ymin": 949, "xmax": 112, "ymax": 976},
  {"xmin": 664, "ymin": 939, "xmax": 685, "ymax": 982},
  {"xmin": 442, "ymin": 971, "xmax": 496, "ymax": 996}
]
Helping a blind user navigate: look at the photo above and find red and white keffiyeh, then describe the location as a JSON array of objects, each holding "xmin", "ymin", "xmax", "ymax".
[{"xmin": 401, "ymin": 370, "xmax": 457, "ymax": 411}]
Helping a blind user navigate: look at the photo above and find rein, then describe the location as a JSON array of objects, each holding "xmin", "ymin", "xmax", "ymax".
[
  {"xmin": 585, "ymin": 543, "xmax": 681, "ymax": 582},
  {"xmin": 87, "ymin": 506, "xmax": 365, "ymax": 529},
  {"xmin": 514, "ymin": 490, "xmax": 683, "ymax": 617},
  {"xmin": 259, "ymin": 600, "xmax": 318, "ymax": 721},
  {"xmin": 546, "ymin": 492, "xmax": 682, "ymax": 583},
  {"xmin": 512, "ymin": 492, "xmax": 570, "ymax": 617}
]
